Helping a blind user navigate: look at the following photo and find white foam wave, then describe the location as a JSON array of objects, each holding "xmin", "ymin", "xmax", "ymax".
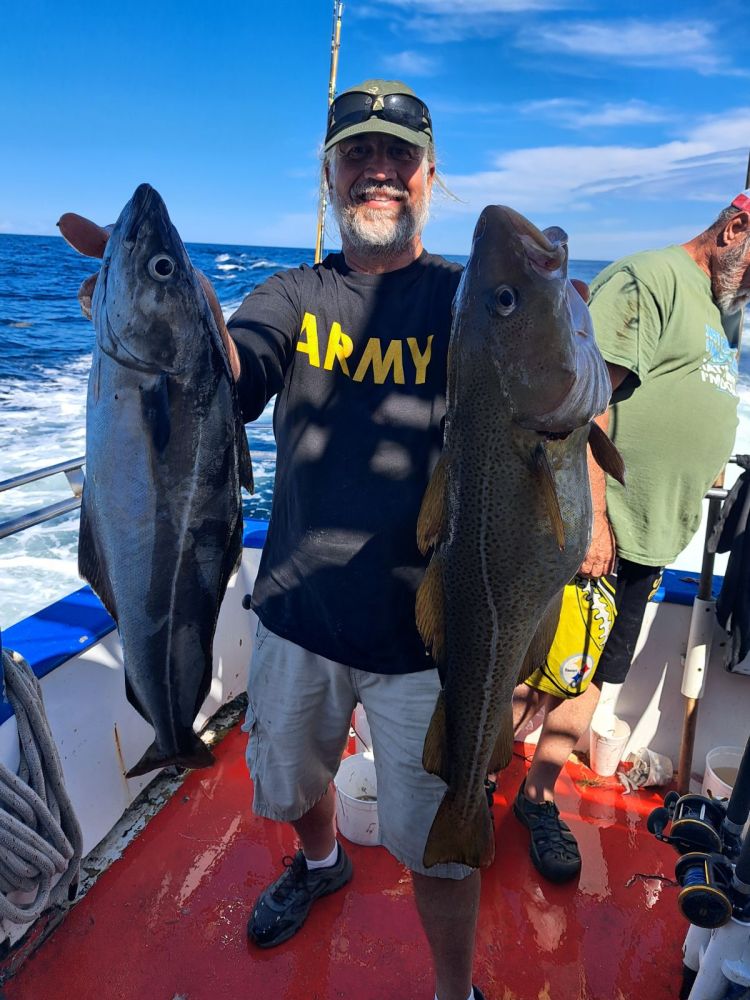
[
  {"xmin": 215, "ymin": 253, "xmax": 231, "ymax": 263},
  {"xmin": 216, "ymin": 263, "xmax": 243, "ymax": 272}
]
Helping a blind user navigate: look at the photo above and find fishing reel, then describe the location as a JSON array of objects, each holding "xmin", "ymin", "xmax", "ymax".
[
  {"xmin": 648, "ymin": 791, "xmax": 726, "ymax": 855},
  {"xmin": 648, "ymin": 791, "xmax": 749, "ymax": 928},
  {"xmin": 674, "ymin": 852, "xmax": 734, "ymax": 928}
]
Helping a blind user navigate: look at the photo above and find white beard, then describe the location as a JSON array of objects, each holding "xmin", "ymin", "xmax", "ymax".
[
  {"xmin": 714, "ymin": 237, "xmax": 750, "ymax": 314},
  {"xmin": 330, "ymin": 175, "xmax": 431, "ymax": 260}
]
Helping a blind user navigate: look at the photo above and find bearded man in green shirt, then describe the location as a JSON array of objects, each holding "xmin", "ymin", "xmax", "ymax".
[{"xmin": 510, "ymin": 190, "xmax": 750, "ymax": 884}]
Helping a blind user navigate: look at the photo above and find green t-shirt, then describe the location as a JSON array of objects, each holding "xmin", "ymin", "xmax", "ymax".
[{"xmin": 589, "ymin": 245, "xmax": 739, "ymax": 566}]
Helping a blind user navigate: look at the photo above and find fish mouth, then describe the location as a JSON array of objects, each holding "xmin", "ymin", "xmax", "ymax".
[
  {"xmin": 506, "ymin": 208, "xmax": 568, "ymax": 278},
  {"xmin": 123, "ymin": 183, "xmax": 166, "ymax": 249}
]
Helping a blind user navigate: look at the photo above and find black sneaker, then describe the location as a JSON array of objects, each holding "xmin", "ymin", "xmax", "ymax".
[
  {"xmin": 247, "ymin": 844, "xmax": 353, "ymax": 948},
  {"xmin": 513, "ymin": 780, "xmax": 581, "ymax": 883}
]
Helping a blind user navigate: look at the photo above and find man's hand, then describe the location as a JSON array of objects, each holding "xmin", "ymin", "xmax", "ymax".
[
  {"xmin": 57, "ymin": 213, "xmax": 111, "ymax": 319},
  {"xmin": 57, "ymin": 211, "xmax": 240, "ymax": 380},
  {"xmin": 579, "ymin": 508, "xmax": 616, "ymax": 578},
  {"xmin": 570, "ymin": 278, "xmax": 589, "ymax": 304},
  {"xmin": 196, "ymin": 270, "xmax": 241, "ymax": 381},
  {"xmin": 57, "ymin": 213, "xmax": 112, "ymax": 258}
]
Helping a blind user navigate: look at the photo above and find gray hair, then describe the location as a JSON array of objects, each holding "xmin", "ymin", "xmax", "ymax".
[{"xmin": 710, "ymin": 201, "xmax": 745, "ymax": 231}]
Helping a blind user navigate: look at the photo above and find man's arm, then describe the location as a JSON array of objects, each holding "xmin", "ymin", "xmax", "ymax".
[{"xmin": 579, "ymin": 362, "xmax": 631, "ymax": 578}]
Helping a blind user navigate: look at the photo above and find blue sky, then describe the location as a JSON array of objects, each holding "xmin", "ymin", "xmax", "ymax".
[{"xmin": 2, "ymin": 0, "xmax": 748, "ymax": 259}]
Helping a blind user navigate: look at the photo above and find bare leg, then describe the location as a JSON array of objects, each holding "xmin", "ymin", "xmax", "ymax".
[
  {"xmin": 524, "ymin": 683, "xmax": 601, "ymax": 803},
  {"xmin": 412, "ymin": 870, "xmax": 481, "ymax": 1000},
  {"xmin": 512, "ymin": 682, "xmax": 550, "ymax": 733},
  {"xmin": 291, "ymin": 782, "xmax": 337, "ymax": 860}
]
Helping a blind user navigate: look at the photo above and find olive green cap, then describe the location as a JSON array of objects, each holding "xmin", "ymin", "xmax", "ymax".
[{"xmin": 323, "ymin": 79, "xmax": 433, "ymax": 152}]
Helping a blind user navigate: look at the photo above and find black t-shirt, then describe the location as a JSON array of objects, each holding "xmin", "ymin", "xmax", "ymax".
[{"xmin": 227, "ymin": 250, "xmax": 462, "ymax": 674}]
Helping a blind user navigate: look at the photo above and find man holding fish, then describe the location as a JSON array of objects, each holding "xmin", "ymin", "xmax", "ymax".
[{"xmin": 221, "ymin": 78, "xmax": 617, "ymax": 998}]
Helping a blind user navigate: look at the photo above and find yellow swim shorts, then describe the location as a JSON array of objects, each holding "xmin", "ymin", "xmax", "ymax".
[{"xmin": 524, "ymin": 575, "xmax": 617, "ymax": 698}]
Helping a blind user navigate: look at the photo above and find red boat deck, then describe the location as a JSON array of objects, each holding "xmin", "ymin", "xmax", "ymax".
[{"xmin": 7, "ymin": 727, "xmax": 686, "ymax": 1000}]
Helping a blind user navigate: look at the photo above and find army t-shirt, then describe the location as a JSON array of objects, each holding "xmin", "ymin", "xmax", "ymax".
[
  {"xmin": 590, "ymin": 245, "xmax": 739, "ymax": 566},
  {"xmin": 227, "ymin": 250, "xmax": 462, "ymax": 675}
]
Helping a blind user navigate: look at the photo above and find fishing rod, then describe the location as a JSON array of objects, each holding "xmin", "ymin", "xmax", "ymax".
[{"xmin": 313, "ymin": 1, "xmax": 344, "ymax": 265}]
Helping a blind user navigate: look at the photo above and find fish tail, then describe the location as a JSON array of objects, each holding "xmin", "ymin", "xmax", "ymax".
[
  {"xmin": 423, "ymin": 792, "xmax": 495, "ymax": 869},
  {"xmin": 125, "ymin": 736, "xmax": 215, "ymax": 778}
]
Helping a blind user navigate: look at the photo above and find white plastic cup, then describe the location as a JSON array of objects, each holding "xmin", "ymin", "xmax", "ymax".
[
  {"xmin": 702, "ymin": 746, "xmax": 743, "ymax": 800},
  {"xmin": 589, "ymin": 717, "xmax": 631, "ymax": 777},
  {"xmin": 334, "ymin": 751, "xmax": 379, "ymax": 846}
]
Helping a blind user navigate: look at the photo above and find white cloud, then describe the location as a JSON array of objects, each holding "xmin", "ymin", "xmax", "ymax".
[
  {"xmin": 520, "ymin": 19, "xmax": 746, "ymax": 76},
  {"xmin": 382, "ymin": 50, "xmax": 440, "ymax": 77},
  {"xmin": 381, "ymin": 0, "xmax": 568, "ymax": 10},
  {"xmin": 356, "ymin": 1, "xmax": 576, "ymax": 43},
  {"xmin": 520, "ymin": 98, "xmax": 671, "ymax": 129},
  {"xmin": 440, "ymin": 107, "xmax": 750, "ymax": 220}
]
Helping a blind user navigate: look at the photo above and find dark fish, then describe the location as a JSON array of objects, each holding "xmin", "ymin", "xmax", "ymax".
[
  {"xmin": 417, "ymin": 205, "xmax": 623, "ymax": 868},
  {"xmin": 79, "ymin": 183, "xmax": 252, "ymax": 778}
]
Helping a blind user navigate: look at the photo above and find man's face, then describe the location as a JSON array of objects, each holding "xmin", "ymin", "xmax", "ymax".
[
  {"xmin": 327, "ymin": 133, "xmax": 435, "ymax": 257},
  {"xmin": 714, "ymin": 214, "xmax": 750, "ymax": 314}
]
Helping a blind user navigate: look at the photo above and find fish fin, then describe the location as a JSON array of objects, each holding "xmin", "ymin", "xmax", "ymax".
[
  {"xmin": 139, "ymin": 374, "xmax": 171, "ymax": 453},
  {"xmin": 126, "ymin": 738, "xmax": 216, "ymax": 779},
  {"xmin": 422, "ymin": 689, "xmax": 449, "ymax": 781},
  {"xmin": 237, "ymin": 421, "xmax": 254, "ymax": 494},
  {"xmin": 416, "ymin": 554, "xmax": 446, "ymax": 667},
  {"xmin": 78, "ymin": 496, "xmax": 118, "ymax": 622},
  {"xmin": 488, "ymin": 702, "xmax": 515, "ymax": 773},
  {"xmin": 516, "ymin": 591, "xmax": 564, "ymax": 684},
  {"xmin": 417, "ymin": 452, "xmax": 450, "ymax": 554},
  {"xmin": 588, "ymin": 421, "xmax": 626, "ymax": 486},
  {"xmin": 423, "ymin": 792, "xmax": 495, "ymax": 869},
  {"xmin": 532, "ymin": 442, "xmax": 565, "ymax": 551}
]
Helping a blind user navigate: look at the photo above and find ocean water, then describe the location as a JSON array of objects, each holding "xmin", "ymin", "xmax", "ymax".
[{"xmin": 0, "ymin": 234, "xmax": 748, "ymax": 630}]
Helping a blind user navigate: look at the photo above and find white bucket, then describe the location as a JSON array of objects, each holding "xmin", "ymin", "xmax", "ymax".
[
  {"xmin": 353, "ymin": 703, "xmax": 372, "ymax": 754},
  {"xmin": 702, "ymin": 746, "xmax": 743, "ymax": 800},
  {"xmin": 589, "ymin": 717, "xmax": 631, "ymax": 777},
  {"xmin": 334, "ymin": 751, "xmax": 379, "ymax": 846}
]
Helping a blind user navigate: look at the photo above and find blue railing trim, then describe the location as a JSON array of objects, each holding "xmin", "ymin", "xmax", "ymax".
[{"xmin": 0, "ymin": 518, "xmax": 718, "ymax": 726}]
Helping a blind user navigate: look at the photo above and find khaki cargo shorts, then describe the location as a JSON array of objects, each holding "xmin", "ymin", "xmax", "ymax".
[{"xmin": 243, "ymin": 620, "xmax": 472, "ymax": 880}]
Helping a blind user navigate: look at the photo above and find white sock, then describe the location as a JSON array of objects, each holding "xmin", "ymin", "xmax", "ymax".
[
  {"xmin": 434, "ymin": 992, "xmax": 474, "ymax": 1000},
  {"xmin": 304, "ymin": 842, "xmax": 339, "ymax": 869}
]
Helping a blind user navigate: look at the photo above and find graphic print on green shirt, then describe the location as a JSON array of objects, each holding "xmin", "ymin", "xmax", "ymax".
[{"xmin": 590, "ymin": 245, "xmax": 738, "ymax": 566}]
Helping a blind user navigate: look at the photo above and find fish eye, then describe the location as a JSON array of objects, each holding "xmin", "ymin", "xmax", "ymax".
[
  {"xmin": 148, "ymin": 254, "xmax": 176, "ymax": 281},
  {"xmin": 493, "ymin": 285, "xmax": 518, "ymax": 316}
]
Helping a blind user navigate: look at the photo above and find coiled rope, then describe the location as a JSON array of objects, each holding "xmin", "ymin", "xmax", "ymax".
[{"xmin": 0, "ymin": 648, "xmax": 82, "ymax": 923}]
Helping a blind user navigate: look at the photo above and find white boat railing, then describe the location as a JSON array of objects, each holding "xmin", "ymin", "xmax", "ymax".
[{"xmin": 0, "ymin": 457, "xmax": 85, "ymax": 541}]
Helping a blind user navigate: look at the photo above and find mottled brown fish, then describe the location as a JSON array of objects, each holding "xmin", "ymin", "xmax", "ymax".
[{"xmin": 416, "ymin": 205, "xmax": 623, "ymax": 868}]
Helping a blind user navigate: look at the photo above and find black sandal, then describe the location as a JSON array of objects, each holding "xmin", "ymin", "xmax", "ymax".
[{"xmin": 513, "ymin": 780, "xmax": 581, "ymax": 883}]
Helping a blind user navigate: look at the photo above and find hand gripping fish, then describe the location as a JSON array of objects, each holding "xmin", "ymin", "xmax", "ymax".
[
  {"xmin": 416, "ymin": 206, "xmax": 624, "ymax": 868},
  {"xmin": 77, "ymin": 183, "xmax": 253, "ymax": 778}
]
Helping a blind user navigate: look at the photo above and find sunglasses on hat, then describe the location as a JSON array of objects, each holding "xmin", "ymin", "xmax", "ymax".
[{"xmin": 326, "ymin": 91, "xmax": 432, "ymax": 145}]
